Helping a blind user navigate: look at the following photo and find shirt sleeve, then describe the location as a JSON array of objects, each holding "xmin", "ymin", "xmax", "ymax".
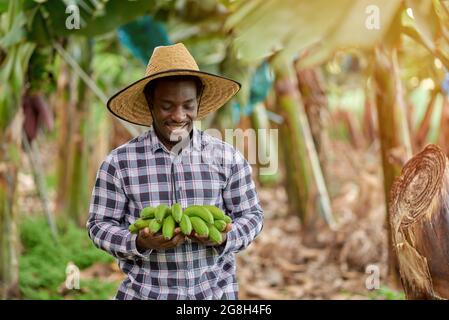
[
  {"xmin": 215, "ymin": 149, "xmax": 264, "ymax": 256},
  {"xmin": 86, "ymin": 155, "xmax": 153, "ymax": 261}
]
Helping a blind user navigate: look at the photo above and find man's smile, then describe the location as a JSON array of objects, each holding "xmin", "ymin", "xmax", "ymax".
[
  {"xmin": 166, "ymin": 123, "xmax": 189, "ymax": 131},
  {"xmin": 165, "ymin": 123, "xmax": 190, "ymax": 141}
]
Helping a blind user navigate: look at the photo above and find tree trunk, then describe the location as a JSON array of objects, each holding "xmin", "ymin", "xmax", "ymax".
[
  {"xmin": 274, "ymin": 64, "xmax": 310, "ymax": 222},
  {"xmin": 55, "ymin": 59, "xmax": 71, "ymax": 215},
  {"xmin": 390, "ymin": 144, "xmax": 449, "ymax": 299},
  {"xmin": 437, "ymin": 96, "xmax": 449, "ymax": 156},
  {"xmin": 362, "ymin": 91, "xmax": 377, "ymax": 147},
  {"xmin": 87, "ymin": 107, "xmax": 111, "ymax": 204},
  {"xmin": 111, "ymin": 117, "xmax": 133, "ymax": 150},
  {"xmin": 295, "ymin": 65, "xmax": 329, "ymax": 183},
  {"xmin": 416, "ymin": 89, "xmax": 438, "ymax": 150},
  {"xmin": 251, "ymin": 102, "xmax": 279, "ymax": 186},
  {"xmin": 273, "ymin": 60, "xmax": 335, "ymax": 232},
  {"xmin": 392, "ymin": 49, "xmax": 412, "ymax": 159},
  {"xmin": 373, "ymin": 47, "xmax": 403, "ymax": 287},
  {"xmin": 66, "ymin": 39, "xmax": 93, "ymax": 226},
  {"xmin": 0, "ymin": 113, "xmax": 22, "ymax": 299}
]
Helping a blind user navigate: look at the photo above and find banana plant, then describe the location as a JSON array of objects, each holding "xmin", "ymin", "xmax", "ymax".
[
  {"xmin": 0, "ymin": 0, "xmax": 35, "ymax": 299},
  {"xmin": 224, "ymin": 0, "xmax": 449, "ymax": 290}
]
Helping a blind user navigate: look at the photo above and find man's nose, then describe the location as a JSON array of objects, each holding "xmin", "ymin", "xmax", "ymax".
[{"xmin": 172, "ymin": 105, "xmax": 187, "ymax": 122}]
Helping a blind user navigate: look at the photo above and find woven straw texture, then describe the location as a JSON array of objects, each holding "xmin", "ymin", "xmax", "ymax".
[{"xmin": 107, "ymin": 43, "xmax": 241, "ymax": 126}]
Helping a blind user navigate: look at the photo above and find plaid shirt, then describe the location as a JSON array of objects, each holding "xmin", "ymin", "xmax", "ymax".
[{"xmin": 86, "ymin": 125, "xmax": 264, "ymax": 300}]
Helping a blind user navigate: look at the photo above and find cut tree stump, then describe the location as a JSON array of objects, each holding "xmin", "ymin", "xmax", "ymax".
[{"xmin": 390, "ymin": 144, "xmax": 449, "ymax": 299}]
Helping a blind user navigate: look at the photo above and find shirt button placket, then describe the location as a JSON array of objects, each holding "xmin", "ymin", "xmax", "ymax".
[{"xmin": 175, "ymin": 160, "xmax": 193, "ymax": 292}]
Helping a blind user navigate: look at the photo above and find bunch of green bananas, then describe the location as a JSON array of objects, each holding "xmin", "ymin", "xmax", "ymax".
[{"xmin": 128, "ymin": 204, "xmax": 232, "ymax": 244}]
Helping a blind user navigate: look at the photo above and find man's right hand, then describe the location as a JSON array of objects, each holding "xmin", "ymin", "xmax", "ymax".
[{"xmin": 136, "ymin": 227, "xmax": 186, "ymax": 251}]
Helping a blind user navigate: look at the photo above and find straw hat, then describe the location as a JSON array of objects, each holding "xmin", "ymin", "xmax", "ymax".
[{"xmin": 107, "ymin": 43, "xmax": 241, "ymax": 126}]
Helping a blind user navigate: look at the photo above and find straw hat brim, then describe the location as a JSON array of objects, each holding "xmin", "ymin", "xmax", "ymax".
[{"xmin": 107, "ymin": 69, "xmax": 241, "ymax": 127}]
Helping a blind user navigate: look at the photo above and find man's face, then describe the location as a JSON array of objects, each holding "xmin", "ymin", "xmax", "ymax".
[{"xmin": 149, "ymin": 79, "xmax": 199, "ymax": 146}]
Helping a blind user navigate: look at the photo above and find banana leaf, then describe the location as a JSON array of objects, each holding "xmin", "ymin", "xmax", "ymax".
[
  {"xmin": 117, "ymin": 15, "xmax": 171, "ymax": 65},
  {"xmin": 42, "ymin": 0, "xmax": 157, "ymax": 38}
]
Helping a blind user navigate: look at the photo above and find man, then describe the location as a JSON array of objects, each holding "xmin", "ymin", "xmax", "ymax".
[{"xmin": 86, "ymin": 43, "xmax": 264, "ymax": 300}]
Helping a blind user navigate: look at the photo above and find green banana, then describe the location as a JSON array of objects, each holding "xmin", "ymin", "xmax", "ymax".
[
  {"xmin": 134, "ymin": 218, "xmax": 149, "ymax": 230},
  {"xmin": 162, "ymin": 215, "xmax": 175, "ymax": 240},
  {"xmin": 204, "ymin": 205, "xmax": 226, "ymax": 220},
  {"xmin": 208, "ymin": 224, "xmax": 223, "ymax": 244},
  {"xmin": 214, "ymin": 220, "xmax": 227, "ymax": 232},
  {"xmin": 155, "ymin": 204, "xmax": 169, "ymax": 222},
  {"xmin": 128, "ymin": 224, "xmax": 139, "ymax": 234},
  {"xmin": 148, "ymin": 219, "xmax": 163, "ymax": 234},
  {"xmin": 190, "ymin": 216, "xmax": 209, "ymax": 237},
  {"xmin": 223, "ymin": 215, "xmax": 232, "ymax": 224},
  {"xmin": 171, "ymin": 203, "xmax": 183, "ymax": 223},
  {"xmin": 185, "ymin": 206, "xmax": 214, "ymax": 224},
  {"xmin": 140, "ymin": 206, "xmax": 156, "ymax": 219},
  {"xmin": 180, "ymin": 214, "xmax": 193, "ymax": 235}
]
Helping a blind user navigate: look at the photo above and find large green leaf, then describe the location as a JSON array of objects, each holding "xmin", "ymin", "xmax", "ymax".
[
  {"xmin": 220, "ymin": 43, "xmax": 253, "ymax": 108},
  {"xmin": 0, "ymin": 11, "xmax": 27, "ymax": 48},
  {"xmin": 406, "ymin": 0, "xmax": 440, "ymax": 51},
  {"xmin": 0, "ymin": 0, "xmax": 9, "ymax": 13},
  {"xmin": 27, "ymin": 5, "xmax": 52, "ymax": 46},
  {"xmin": 297, "ymin": 0, "xmax": 403, "ymax": 69},
  {"xmin": 226, "ymin": 0, "xmax": 353, "ymax": 63},
  {"xmin": 43, "ymin": 0, "xmax": 158, "ymax": 38},
  {"xmin": 401, "ymin": 1, "xmax": 449, "ymax": 69},
  {"xmin": 226, "ymin": 0, "xmax": 403, "ymax": 68},
  {"xmin": 0, "ymin": 42, "xmax": 35, "ymax": 130}
]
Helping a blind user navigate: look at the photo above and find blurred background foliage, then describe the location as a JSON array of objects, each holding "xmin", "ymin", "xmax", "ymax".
[{"xmin": 1, "ymin": 0, "xmax": 448, "ymax": 299}]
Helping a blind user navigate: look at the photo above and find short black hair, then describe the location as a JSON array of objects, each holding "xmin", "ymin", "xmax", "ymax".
[{"xmin": 143, "ymin": 75, "xmax": 204, "ymax": 109}]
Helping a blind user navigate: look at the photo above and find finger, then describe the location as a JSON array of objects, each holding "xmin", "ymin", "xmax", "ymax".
[
  {"xmin": 173, "ymin": 232, "xmax": 185, "ymax": 240},
  {"xmin": 140, "ymin": 227, "xmax": 150, "ymax": 238},
  {"xmin": 172, "ymin": 237, "xmax": 185, "ymax": 247},
  {"xmin": 225, "ymin": 223, "xmax": 233, "ymax": 233},
  {"xmin": 190, "ymin": 233, "xmax": 209, "ymax": 244},
  {"xmin": 174, "ymin": 227, "xmax": 181, "ymax": 234},
  {"xmin": 196, "ymin": 233, "xmax": 209, "ymax": 241},
  {"xmin": 186, "ymin": 235, "xmax": 198, "ymax": 243},
  {"xmin": 186, "ymin": 233, "xmax": 200, "ymax": 243},
  {"xmin": 162, "ymin": 235, "xmax": 184, "ymax": 249},
  {"xmin": 150, "ymin": 233, "xmax": 165, "ymax": 242},
  {"xmin": 171, "ymin": 233, "xmax": 186, "ymax": 245},
  {"xmin": 186, "ymin": 232, "xmax": 197, "ymax": 239}
]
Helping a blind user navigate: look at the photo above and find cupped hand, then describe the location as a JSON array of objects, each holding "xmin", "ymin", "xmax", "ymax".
[{"xmin": 136, "ymin": 227, "xmax": 186, "ymax": 251}]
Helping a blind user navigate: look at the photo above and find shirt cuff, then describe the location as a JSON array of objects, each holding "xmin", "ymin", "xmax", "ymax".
[{"xmin": 127, "ymin": 232, "xmax": 153, "ymax": 260}]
